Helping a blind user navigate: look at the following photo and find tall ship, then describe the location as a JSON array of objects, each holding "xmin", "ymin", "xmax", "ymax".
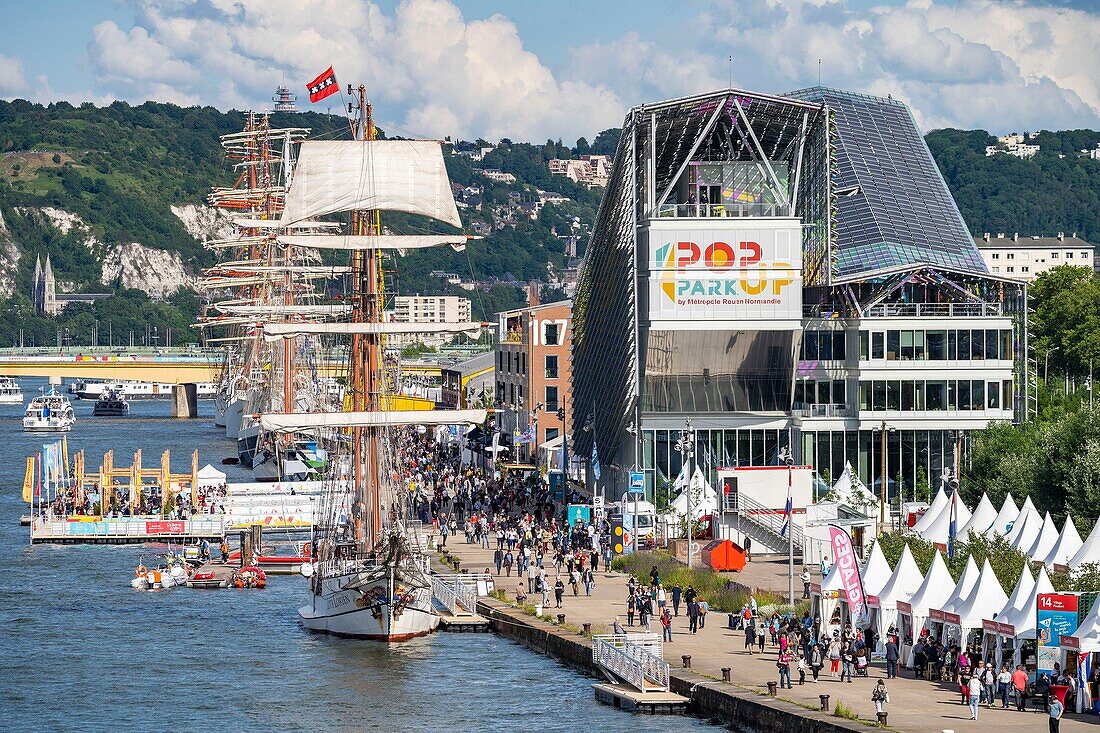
[
  {"xmin": 248, "ymin": 85, "xmax": 485, "ymax": 641},
  {"xmin": 23, "ymin": 387, "xmax": 76, "ymax": 432}
]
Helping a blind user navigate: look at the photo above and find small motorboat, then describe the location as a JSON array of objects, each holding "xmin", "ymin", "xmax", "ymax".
[
  {"xmin": 92, "ymin": 386, "xmax": 130, "ymax": 416},
  {"xmin": 23, "ymin": 388, "xmax": 76, "ymax": 432},
  {"xmin": 0, "ymin": 376, "xmax": 24, "ymax": 404},
  {"xmin": 130, "ymin": 554, "xmax": 189, "ymax": 591},
  {"xmin": 231, "ymin": 565, "xmax": 267, "ymax": 589}
]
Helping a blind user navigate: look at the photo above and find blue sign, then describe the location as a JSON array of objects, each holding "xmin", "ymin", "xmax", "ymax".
[
  {"xmin": 567, "ymin": 505, "xmax": 592, "ymax": 526},
  {"xmin": 628, "ymin": 471, "xmax": 645, "ymax": 494}
]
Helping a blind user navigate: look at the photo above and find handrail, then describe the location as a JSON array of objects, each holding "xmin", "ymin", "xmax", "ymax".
[
  {"xmin": 592, "ymin": 633, "xmax": 669, "ymax": 692},
  {"xmin": 432, "ymin": 573, "xmax": 493, "ymax": 613},
  {"xmin": 736, "ymin": 491, "xmax": 805, "ymax": 551},
  {"xmin": 431, "ymin": 575, "xmax": 460, "ymax": 615},
  {"xmin": 593, "ymin": 636, "xmax": 646, "ymax": 691}
]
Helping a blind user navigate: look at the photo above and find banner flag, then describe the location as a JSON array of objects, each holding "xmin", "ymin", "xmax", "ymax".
[
  {"xmin": 829, "ymin": 524, "xmax": 870, "ymax": 629},
  {"xmin": 306, "ymin": 67, "xmax": 339, "ymax": 103},
  {"xmin": 22, "ymin": 456, "xmax": 34, "ymax": 503}
]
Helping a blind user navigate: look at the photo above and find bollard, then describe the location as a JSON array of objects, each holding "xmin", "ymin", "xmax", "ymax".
[
  {"xmin": 461, "ymin": 568, "xmax": 469, "ymax": 574},
  {"xmin": 682, "ymin": 655, "xmax": 692, "ymax": 669},
  {"xmin": 877, "ymin": 712, "xmax": 888, "ymax": 726},
  {"xmin": 819, "ymin": 694, "xmax": 830, "ymax": 711},
  {"xmin": 557, "ymin": 613, "xmax": 565, "ymax": 624},
  {"xmin": 582, "ymin": 622, "xmax": 592, "ymax": 635},
  {"xmin": 721, "ymin": 667, "xmax": 731, "ymax": 682},
  {"xmin": 728, "ymin": 613, "xmax": 736, "ymax": 629},
  {"xmin": 454, "ymin": 561, "xmax": 461, "ymax": 572},
  {"xmin": 767, "ymin": 681, "xmax": 778, "ymax": 696}
]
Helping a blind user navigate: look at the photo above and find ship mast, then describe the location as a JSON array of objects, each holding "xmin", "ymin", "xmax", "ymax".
[{"xmin": 348, "ymin": 85, "xmax": 384, "ymax": 552}]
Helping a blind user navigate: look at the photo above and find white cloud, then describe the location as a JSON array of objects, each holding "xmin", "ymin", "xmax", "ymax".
[{"xmin": 0, "ymin": 52, "xmax": 29, "ymax": 97}]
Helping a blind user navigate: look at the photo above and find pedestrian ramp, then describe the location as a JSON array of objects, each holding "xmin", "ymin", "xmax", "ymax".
[
  {"xmin": 431, "ymin": 573, "xmax": 492, "ymax": 617},
  {"xmin": 592, "ymin": 633, "xmax": 670, "ymax": 693}
]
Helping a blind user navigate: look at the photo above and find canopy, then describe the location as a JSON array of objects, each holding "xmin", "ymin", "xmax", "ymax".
[
  {"xmin": 1069, "ymin": 517, "xmax": 1100, "ymax": 568},
  {"xmin": 985, "ymin": 492, "xmax": 1019, "ymax": 539},
  {"xmin": 259, "ymin": 409, "xmax": 487, "ymax": 432},
  {"xmin": 830, "ymin": 461, "xmax": 876, "ymax": 509},
  {"xmin": 957, "ymin": 493, "xmax": 996, "ymax": 539},
  {"xmin": 668, "ymin": 467, "xmax": 717, "ymax": 520},
  {"xmin": 876, "ymin": 544, "xmax": 923, "ymax": 610},
  {"xmin": 999, "ymin": 564, "xmax": 1035, "ymax": 617},
  {"xmin": 920, "ymin": 495, "xmax": 972, "ymax": 545},
  {"xmin": 912, "ymin": 488, "xmax": 949, "ymax": 534},
  {"xmin": 196, "ymin": 463, "xmax": 227, "ymax": 488},
  {"xmin": 1003, "ymin": 567, "xmax": 1054, "ymax": 640},
  {"xmin": 1065, "ymin": 578, "xmax": 1100, "ymax": 652},
  {"xmin": 280, "ymin": 140, "xmax": 462, "ymax": 227},
  {"xmin": 262, "ymin": 321, "xmax": 484, "ymax": 341},
  {"xmin": 815, "ymin": 561, "xmax": 846, "ymax": 628},
  {"xmin": 953, "ymin": 559, "xmax": 1009, "ymax": 631},
  {"xmin": 860, "ymin": 543, "xmax": 892, "ymax": 597},
  {"xmin": 905, "ymin": 551, "xmax": 954, "ymax": 616},
  {"xmin": 1043, "ymin": 514, "xmax": 1083, "ymax": 567},
  {"xmin": 1008, "ymin": 508, "xmax": 1042, "ymax": 553},
  {"xmin": 1005, "ymin": 496, "xmax": 1039, "ymax": 546},
  {"xmin": 1025, "ymin": 512, "xmax": 1059, "ymax": 561},
  {"xmin": 939, "ymin": 555, "xmax": 979, "ymax": 615},
  {"xmin": 278, "ymin": 234, "xmax": 467, "ymax": 251}
]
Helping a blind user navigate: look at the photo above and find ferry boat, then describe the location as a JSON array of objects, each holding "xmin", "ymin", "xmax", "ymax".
[
  {"xmin": 92, "ymin": 386, "xmax": 130, "ymax": 416},
  {"xmin": 73, "ymin": 380, "xmax": 218, "ymax": 401},
  {"xmin": 0, "ymin": 376, "xmax": 23, "ymax": 404},
  {"xmin": 23, "ymin": 388, "xmax": 76, "ymax": 432}
]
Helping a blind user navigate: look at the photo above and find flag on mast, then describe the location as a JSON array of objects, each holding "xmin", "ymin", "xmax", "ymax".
[
  {"xmin": 780, "ymin": 467, "xmax": 793, "ymax": 537},
  {"xmin": 591, "ymin": 441, "xmax": 601, "ymax": 480},
  {"xmin": 947, "ymin": 489, "xmax": 958, "ymax": 558},
  {"xmin": 306, "ymin": 67, "xmax": 339, "ymax": 103}
]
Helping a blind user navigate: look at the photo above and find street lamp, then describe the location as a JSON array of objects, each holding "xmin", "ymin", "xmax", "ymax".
[
  {"xmin": 779, "ymin": 445, "xmax": 794, "ymax": 607},
  {"xmin": 675, "ymin": 418, "xmax": 695, "ymax": 568}
]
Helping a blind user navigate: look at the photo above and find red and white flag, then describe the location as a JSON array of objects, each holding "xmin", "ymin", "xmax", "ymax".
[{"xmin": 306, "ymin": 67, "xmax": 339, "ymax": 103}]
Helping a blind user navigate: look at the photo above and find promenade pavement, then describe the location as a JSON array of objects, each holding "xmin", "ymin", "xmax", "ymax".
[{"xmin": 439, "ymin": 537, "xmax": 1100, "ymax": 732}]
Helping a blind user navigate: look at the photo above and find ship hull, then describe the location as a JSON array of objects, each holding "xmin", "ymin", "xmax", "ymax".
[
  {"xmin": 298, "ymin": 568, "xmax": 439, "ymax": 641},
  {"xmin": 224, "ymin": 395, "xmax": 246, "ymax": 439}
]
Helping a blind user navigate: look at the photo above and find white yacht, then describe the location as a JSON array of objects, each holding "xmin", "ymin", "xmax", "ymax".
[
  {"xmin": 0, "ymin": 376, "xmax": 23, "ymax": 404},
  {"xmin": 73, "ymin": 380, "xmax": 217, "ymax": 400},
  {"xmin": 23, "ymin": 388, "xmax": 76, "ymax": 432}
]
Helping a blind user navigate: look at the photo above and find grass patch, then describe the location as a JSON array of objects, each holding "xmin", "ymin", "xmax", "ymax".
[{"xmin": 832, "ymin": 701, "xmax": 858, "ymax": 720}]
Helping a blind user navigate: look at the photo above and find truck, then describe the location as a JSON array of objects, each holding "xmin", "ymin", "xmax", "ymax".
[{"xmin": 610, "ymin": 496, "xmax": 658, "ymax": 548}]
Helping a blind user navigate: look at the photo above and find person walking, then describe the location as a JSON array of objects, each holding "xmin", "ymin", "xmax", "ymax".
[
  {"xmin": 1012, "ymin": 665, "xmax": 1029, "ymax": 711},
  {"xmin": 554, "ymin": 577, "xmax": 565, "ymax": 608},
  {"xmin": 872, "ymin": 679, "xmax": 889, "ymax": 715},
  {"xmin": 656, "ymin": 585, "xmax": 667, "ymax": 614},
  {"xmin": 494, "ymin": 547, "xmax": 504, "ymax": 575},
  {"xmin": 626, "ymin": 590, "xmax": 636, "ymax": 627},
  {"xmin": 744, "ymin": 536, "xmax": 752, "ymax": 562},
  {"xmin": 440, "ymin": 520, "xmax": 450, "ymax": 547},
  {"xmin": 796, "ymin": 651, "xmax": 806, "ymax": 685},
  {"xmin": 757, "ymin": 620, "xmax": 767, "ymax": 653},
  {"xmin": 1049, "ymin": 692, "xmax": 1064, "ymax": 732},
  {"xmin": 885, "ymin": 636, "xmax": 899, "ymax": 679},
  {"xmin": 828, "ymin": 637, "xmax": 841, "ymax": 676},
  {"xmin": 996, "ymin": 664, "xmax": 1012, "ymax": 708},
  {"xmin": 744, "ymin": 616, "xmax": 756, "ymax": 654},
  {"xmin": 687, "ymin": 598, "xmax": 700, "ymax": 635},
  {"xmin": 698, "ymin": 598, "xmax": 709, "ymax": 629},
  {"xmin": 800, "ymin": 567, "xmax": 811, "ymax": 599},
  {"xmin": 640, "ymin": 594, "xmax": 653, "ymax": 631},
  {"xmin": 582, "ymin": 567, "xmax": 594, "ymax": 596},
  {"xmin": 810, "ymin": 642, "xmax": 824, "ymax": 682},
  {"xmin": 980, "ymin": 663, "xmax": 996, "ymax": 706},
  {"xmin": 839, "ymin": 642, "xmax": 854, "ymax": 683},
  {"xmin": 660, "ymin": 608, "xmax": 673, "ymax": 642},
  {"xmin": 671, "ymin": 583, "xmax": 682, "ymax": 617},
  {"xmin": 967, "ymin": 672, "xmax": 982, "ymax": 720},
  {"xmin": 778, "ymin": 649, "xmax": 792, "ymax": 689}
]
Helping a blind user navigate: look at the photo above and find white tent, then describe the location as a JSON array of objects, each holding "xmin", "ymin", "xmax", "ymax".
[
  {"xmin": 196, "ymin": 464, "xmax": 227, "ymax": 490},
  {"xmin": 667, "ymin": 466, "xmax": 718, "ymax": 521},
  {"xmin": 1043, "ymin": 514, "xmax": 1083, "ymax": 568},
  {"xmin": 919, "ymin": 496, "xmax": 972, "ymax": 545},
  {"xmin": 1005, "ymin": 496, "xmax": 1039, "ymax": 546},
  {"xmin": 900, "ymin": 551, "xmax": 954, "ymax": 664},
  {"xmin": 1064, "ymin": 575, "xmax": 1100, "ymax": 653},
  {"xmin": 812, "ymin": 561, "xmax": 848, "ymax": 631},
  {"xmin": 958, "ymin": 493, "xmax": 996, "ymax": 539},
  {"xmin": 949, "ymin": 559, "xmax": 1009, "ymax": 647},
  {"xmin": 860, "ymin": 544, "xmax": 893, "ymax": 597},
  {"xmin": 1000, "ymin": 564, "xmax": 1036, "ymax": 616},
  {"xmin": 1069, "ymin": 517, "xmax": 1100, "ymax": 569},
  {"xmin": 830, "ymin": 461, "xmax": 877, "ymax": 509},
  {"xmin": 1025, "ymin": 512, "xmax": 1059, "ymax": 562},
  {"xmin": 870, "ymin": 544, "xmax": 922, "ymax": 651},
  {"xmin": 939, "ymin": 556, "xmax": 980, "ymax": 616},
  {"xmin": 985, "ymin": 492, "xmax": 1019, "ymax": 539},
  {"xmin": 912, "ymin": 488, "xmax": 949, "ymax": 534},
  {"xmin": 1008, "ymin": 507, "xmax": 1042, "ymax": 553},
  {"xmin": 987, "ymin": 566, "xmax": 1054, "ymax": 670}
]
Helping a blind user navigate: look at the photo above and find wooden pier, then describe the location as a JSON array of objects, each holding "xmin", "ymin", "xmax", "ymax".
[{"xmin": 592, "ymin": 683, "xmax": 688, "ymax": 714}]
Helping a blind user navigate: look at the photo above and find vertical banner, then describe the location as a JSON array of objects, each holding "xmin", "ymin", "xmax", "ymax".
[
  {"xmin": 22, "ymin": 456, "xmax": 34, "ymax": 503},
  {"xmin": 829, "ymin": 524, "xmax": 869, "ymax": 628},
  {"xmin": 1037, "ymin": 593, "xmax": 1079, "ymax": 678}
]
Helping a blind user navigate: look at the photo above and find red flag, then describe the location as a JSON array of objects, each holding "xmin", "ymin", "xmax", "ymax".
[{"xmin": 306, "ymin": 67, "xmax": 339, "ymax": 103}]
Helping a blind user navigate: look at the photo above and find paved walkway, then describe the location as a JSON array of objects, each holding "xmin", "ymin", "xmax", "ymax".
[{"xmin": 439, "ymin": 537, "xmax": 1099, "ymax": 732}]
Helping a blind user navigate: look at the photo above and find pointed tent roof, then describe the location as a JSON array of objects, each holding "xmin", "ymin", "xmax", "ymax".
[
  {"xmin": 1025, "ymin": 512, "xmax": 1059, "ymax": 561},
  {"xmin": 830, "ymin": 461, "xmax": 876, "ymax": 508},
  {"xmin": 920, "ymin": 495, "xmax": 972, "ymax": 545},
  {"xmin": 1069, "ymin": 517, "xmax": 1100, "ymax": 569},
  {"xmin": 1005, "ymin": 496, "xmax": 1039, "ymax": 546},
  {"xmin": 958, "ymin": 494, "xmax": 996, "ymax": 539},
  {"xmin": 1000, "ymin": 564, "xmax": 1035, "ymax": 617},
  {"xmin": 1064, "ymin": 571, "xmax": 1100, "ymax": 652},
  {"xmin": 954, "ymin": 559, "xmax": 1009, "ymax": 629},
  {"xmin": 860, "ymin": 543, "xmax": 892, "ymax": 597},
  {"xmin": 905, "ymin": 551, "xmax": 954, "ymax": 616},
  {"xmin": 940, "ymin": 555, "xmax": 980, "ymax": 615},
  {"xmin": 820, "ymin": 557, "xmax": 846, "ymax": 592},
  {"xmin": 1007, "ymin": 505, "xmax": 1041, "ymax": 553},
  {"xmin": 985, "ymin": 492, "xmax": 1019, "ymax": 539},
  {"xmin": 1003, "ymin": 567, "xmax": 1055, "ymax": 641},
  {"xmin": 1043, "ymin": 515, "xmax": 1083, "ymax": 567},
  {"xmin": 876, "ymin": 544, "xmax": 923, "ymax": 609},
  {"xmin": 912, "ymin": 488, "xmax": 949, "ymax": 534}
]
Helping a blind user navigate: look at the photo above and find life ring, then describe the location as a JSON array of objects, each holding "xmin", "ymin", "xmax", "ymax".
[{"xmin": 135, "ymin": 565, "xmax": 147, "ymax": 577}]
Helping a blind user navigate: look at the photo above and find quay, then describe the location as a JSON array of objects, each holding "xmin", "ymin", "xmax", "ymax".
[{"xmin": 441, "ymin": 539, "xmax": 1100, "ymax": 732}]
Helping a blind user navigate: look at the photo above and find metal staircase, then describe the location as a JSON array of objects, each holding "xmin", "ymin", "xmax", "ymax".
[
  {"xmin": 592, "ymin": 633, "xmax": 670, "ymax": 692},
  {"xmin": 729, "ymin": 491, "xmax": 805, "ymax": 554}
]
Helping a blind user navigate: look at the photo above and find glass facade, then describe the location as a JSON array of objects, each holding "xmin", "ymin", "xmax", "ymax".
[
  {"xmin": 858, "ymin": 379, "xmax": 1012, "ymax": 411},
  {"xmin": 859, "ymin": 328, "xmax": 1013, "ymax": 361},
  {"xmin": 787, "ymin": 87, "xmax": 987, "ymax": 279}
]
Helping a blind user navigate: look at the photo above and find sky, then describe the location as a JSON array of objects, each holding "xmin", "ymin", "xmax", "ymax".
[{"xmin": 2, "ymin": 0, "xmax": 1100, "ymax": 142}]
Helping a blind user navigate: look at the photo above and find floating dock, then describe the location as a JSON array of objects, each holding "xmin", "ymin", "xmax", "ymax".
[
  {"xmin": 592, "ymin": 683, "xmax": 688, "ymax": 714},
  {"xmin": 438, "ymin": 610, "xmax": 491, "ymax": 633},
  {"xmin": 30, "ymin": 517, "xmax": 225, "ymax": 545}
]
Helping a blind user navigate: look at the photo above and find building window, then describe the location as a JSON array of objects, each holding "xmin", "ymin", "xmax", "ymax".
[
  {"xmin": 992, "ymin": 267, "xmax": 1000, "ymax": 272},
  {"xmin": 544, "ymin": 386, "xmax": 559, "ymax": 413},
  {"xmin": 1007, "ymin": 253, "xmax": 1015, "ymax": 260},
  {"xmin": 1052, "ymin": 252, "xmax": 1059, "ymax": 259},
  {"xmin": 1082, "ymin": 252, "xmax": 1090, "ymax": 259},
  {"xmin": 544, "ymin": 322, "xmax": 561, "ymax": 345},
  {"xmin": 871, "ymin": 332, "xmax": 884, "ymax": 360},
  {"xmin": 545, "ymin": 427, "xmax": 560, "ymax": 441},
  {"xmin": 506, "ymin": 352, "xmax": 513, "ymax": 372},
  {"xmin": 1007, "ymin": 266, "xmax": 1014, "ymax": 273},
  {"xmin": 1067, "ymin": 252, "xmax": 1074, "ymax": 259},
  {"xmin": 545, "ymin": 354, "xmax": 559, "ymax": 379},
  {"xmin": 1022, "ymin": 266, "xmax": 1029, "ymax": 273},
  {"xmin": 991, "ymin": 253, "xmax": 1000, "ymax": 260}
]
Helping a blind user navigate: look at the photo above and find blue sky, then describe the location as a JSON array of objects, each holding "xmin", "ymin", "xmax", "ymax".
[{"xmin": 2, "ymin": 0, "xmax": 1099, "ymax": 141}]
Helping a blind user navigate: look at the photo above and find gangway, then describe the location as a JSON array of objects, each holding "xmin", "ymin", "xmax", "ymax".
[
  {"xmin": 431, "ymin": 573, "xmax": 493, "ymax": 616},
  {"xmin": 730, "ymin": 490, "xmax": 805, "ymax": 555},
  {"xmin": 592, "ymin": 633, "xmax": 670, "ymax": 693}
]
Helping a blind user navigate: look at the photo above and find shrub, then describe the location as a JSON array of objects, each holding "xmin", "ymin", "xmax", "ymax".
[{"xmin": 832, "ymin": 701, "xmax": 859, "ymax": 720}]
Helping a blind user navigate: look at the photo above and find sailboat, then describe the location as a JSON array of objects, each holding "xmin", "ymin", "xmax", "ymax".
[{"xmin": 254, "ymin": 85, "xmax": 485, "ymax": 640}]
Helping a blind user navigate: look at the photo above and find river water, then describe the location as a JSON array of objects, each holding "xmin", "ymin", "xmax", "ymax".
[{"xmin": 0, "ymin": 380, "xmax": 718, "ymax": 732}]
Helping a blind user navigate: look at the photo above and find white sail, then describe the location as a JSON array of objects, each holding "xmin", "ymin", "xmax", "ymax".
[
  {"xmin": 277, "ymin": 234, "xmax": 468, "ymax": 252},
  {"xmin": 260, "ymin": 409, "xmax": 487, "ymax": 432},
  {"xmin": 262, "ymin": 321, "xmax": 483, "ymax": 341},
  {"xmin": 279, "ymin": 140, "xmax": 461, "ymax": 227}
]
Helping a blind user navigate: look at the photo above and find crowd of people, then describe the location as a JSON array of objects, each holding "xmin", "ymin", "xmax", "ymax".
[{"xmin": 39, "ymin": 480, "xmax": 227, "ymax": 520}]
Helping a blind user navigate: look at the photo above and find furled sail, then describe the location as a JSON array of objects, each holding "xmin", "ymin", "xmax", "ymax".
[
  {"xmin": 262, "ymin": 321, "xmax": 484, "ymax": 341},
  {"xmin": 213, "ymin": 304, "xmax": 352, "ymax": 316},
  {"xmin": 277, "ymin": 234, "xmax": 467, "ymax": 251},
  {"xmin": 232, "ymin": 219, "xmax": 340, "ymax": 230},
  {"xmin": 259, "ymin": 409, "xmax": 487, "ymax": 432},
  {"xmin": 279, "ymin": 140, "xmax": 462, "ymax": 227}
]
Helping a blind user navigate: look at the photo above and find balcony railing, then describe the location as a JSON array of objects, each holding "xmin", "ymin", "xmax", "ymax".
[
  {"xmin": 654, "ymin": 202, "xmax": 786, "ymax": 219},
  {"xmin": 863, "ymin": 302, "xmax": 1003, "ymax": 318},
  {"xmin": 792, "ymin": 403, "xmax": 851, "ymax": 418}
]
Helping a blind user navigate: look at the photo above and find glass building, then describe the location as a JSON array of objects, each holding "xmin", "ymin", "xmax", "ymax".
[{"xmin": 571, "ymin": 87, "xmax": 1026, "ymax": 505}]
